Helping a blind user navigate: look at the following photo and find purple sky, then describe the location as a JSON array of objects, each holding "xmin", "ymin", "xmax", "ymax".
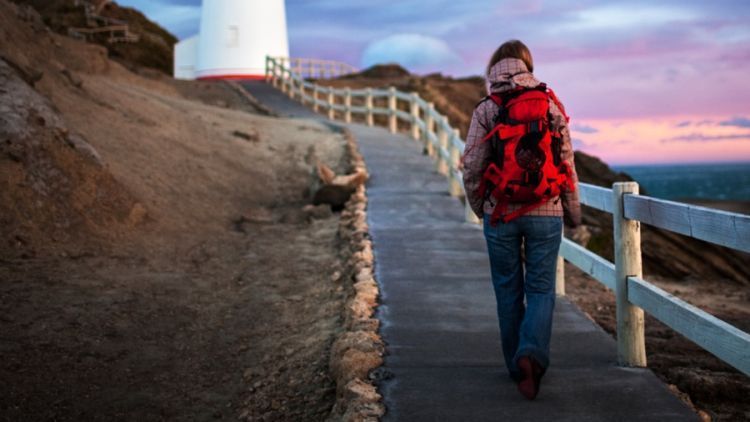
[{"xmin": 117, "ymin": 0, "xmax": 750, "ymax": 164}]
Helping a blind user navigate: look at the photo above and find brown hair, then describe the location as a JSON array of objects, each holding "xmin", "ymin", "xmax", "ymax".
[{"xmin": 486, "ymin": 39, "xmax": 534, "ymax": 75}]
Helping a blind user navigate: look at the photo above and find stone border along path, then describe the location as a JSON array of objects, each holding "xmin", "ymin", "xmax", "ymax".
[
  {"xmin": 327, "ymin": 129, "xmax": 386, "ymax": 421},
  {"xmin": 240, "ymin": 80, "xmax": 699, "ymax": 422}
]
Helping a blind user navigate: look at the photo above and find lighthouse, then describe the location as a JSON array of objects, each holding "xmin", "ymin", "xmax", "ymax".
[{"xmin": 173, "ymin": 0, "xmax": 290, "ymax": 80}]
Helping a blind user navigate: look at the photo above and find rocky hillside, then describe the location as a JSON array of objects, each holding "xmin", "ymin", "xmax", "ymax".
[
  {"xmin": 1, "ymin": 1, "xmax": 357, "ymax": 419},
  {"xmin": 321, "ymin": 65, "xmax": 750, "ymax": 285},
  {"xmin": 1, "ymin": 1, "xmax": 140, "ymax": 259},
  {"xmin": 0, "ymin": 0, "xmax": 281, "ymax": 259},
  {"xmin": 12, "ymin": 0, "xmax": 176, "ymax": 74}
]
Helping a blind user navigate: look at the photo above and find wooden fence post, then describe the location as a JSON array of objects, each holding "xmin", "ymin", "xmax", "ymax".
[
  {"xmin": 613, "ymin": 181, "xmax": 647, "ymax": 367},
  {"xmin": 265, "ymin": 56, "xmax": 270, "ymax": 83},
  {"xmin": 275, "ymin": 59, "xmax": 282, "ymax": 89},
  {"xmin": 410, "ymin": 93, "xmax": 420, "ymax": 140},
  {"xmin": 388, "ymin": 87, "xmax": 397, "ymax": 134},
  {"xmin": 449, "ymin": 129, "xmax": 463, "ymax": 197},
  {"xmin": 436, "ymin": 125, "xmax": 448, "ymax": 175},
  {"xmin": 276, "ymin": 59, "xmax": 280, "ymax": 84},
  {"xmin": 465, "ymin": 202, "xmax": 480, "ymax": 225},
  {"xmin": 365, "ymin": 88, "xmax": 374, "ymax": 127},
  {"xmin": 425, "ymin": 102, "xmax": 435, "ymax": 156},
  {"xmin": 284, "ymin": 69, "xmax": 293, "ymax": 98},
  {"xmin": 273, "ymin": 58, "xmax": 279, "ymax": 87},
  {"xmin": 556, "ymin": 255, "xmax": 566, "ymax": 296},
  {"xmin": 327, "ymin": 88, "xmax": 335, "ymax": 120},
  {"xmin": 344, "ymin": 88, "xmax": 352, "ymax": 123},
  {"xmin": 312, "ymin": 85, "xmax": 319, "ymax": 112},
  {"xmin": 279, "ymin": 67, "xmax": 287, "ymax": 94}
]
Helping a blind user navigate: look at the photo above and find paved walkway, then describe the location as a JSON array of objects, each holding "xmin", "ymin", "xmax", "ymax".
[{"xmin": 242, "ymin": 81, "xmax": 699, "ymax": 421}]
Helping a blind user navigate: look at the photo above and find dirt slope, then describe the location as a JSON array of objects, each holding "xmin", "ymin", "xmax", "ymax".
[{"xmin": 1, "ymin": 1, "xmax": 352, "ymax": 420}]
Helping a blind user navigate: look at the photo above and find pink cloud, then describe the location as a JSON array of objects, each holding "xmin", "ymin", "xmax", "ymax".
[{"xmin": 571, "ymin": 116, "xmax": 750, "ymax": 165}]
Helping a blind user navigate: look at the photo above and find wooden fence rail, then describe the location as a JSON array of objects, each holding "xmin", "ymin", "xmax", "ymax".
[
  {"xmin": 278, "ymin": 57, "xmax": 358, "ymax": 80},
  {"xmin": 559, "ymin": 182, "xmax": 750, "ymax": 373},
  {"xmin": 265, "ymin": 55, "xmax": 750, "ymax": 376}
]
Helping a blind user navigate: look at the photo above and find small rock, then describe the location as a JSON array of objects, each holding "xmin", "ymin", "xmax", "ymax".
[
  {"xmin": 232, "ymin": 208, "xmax": 276, "ymax": 233},
  {"xmin": 232, "ymin": 129, "xmax": 260, "ymax": 142},
  {"xmin": 127, "ymin": 203, "xmax": 148, "ymax": 226},
  {"xmin": 60, "ymin": 68, "xmax": 83, "ymax": 88},
  {"xmin": 240, "ymin": 207, "xmax": 276, "ymax": 224},
  {"xmin": 65, "ymin": 133, "xmax": 103, "ymax": 166}
]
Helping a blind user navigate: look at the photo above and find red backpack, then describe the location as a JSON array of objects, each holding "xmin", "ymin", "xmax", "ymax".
[{"xmin": 478, "ymin": 84, "xmax": 575, "ymax": 226}]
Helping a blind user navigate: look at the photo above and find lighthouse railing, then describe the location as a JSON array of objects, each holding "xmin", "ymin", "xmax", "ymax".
[{"xmin": 279, "ymin": 57, "xmax": 358, "ymax": 79}]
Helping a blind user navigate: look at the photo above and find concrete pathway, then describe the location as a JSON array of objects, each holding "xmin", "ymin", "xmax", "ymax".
[{"xmin": 242, "ymin": 81, "xmax": 699, "ymax": 422}]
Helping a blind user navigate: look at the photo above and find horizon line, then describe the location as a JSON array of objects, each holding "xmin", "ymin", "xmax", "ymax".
[{"xmin": 610, "ymin": 159, "xmax": 750, "ymax": 167}]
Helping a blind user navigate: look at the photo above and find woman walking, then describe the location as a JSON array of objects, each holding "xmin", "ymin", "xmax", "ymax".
[{"xmin": 462, "ymin": 40, "xmax": 581, "ymax": 400}]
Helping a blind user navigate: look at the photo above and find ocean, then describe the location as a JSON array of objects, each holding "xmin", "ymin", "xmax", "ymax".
[{"xmin": 612, "ymin": 162, "xmax": 750, "ymax": 201}]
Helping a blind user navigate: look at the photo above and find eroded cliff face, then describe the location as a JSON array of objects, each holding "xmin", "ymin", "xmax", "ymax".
[
  {"xmin": 0, "ymin": 3, "xmax": 139, "ymax": 259},
  {"xmin": 11, "ymin": 0, "xmax": 177, "ymax": 74}
]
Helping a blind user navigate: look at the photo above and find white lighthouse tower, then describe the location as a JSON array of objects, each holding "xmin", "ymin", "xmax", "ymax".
[{"xmin": 173, "ymin": 0, "xmax": 290, "ymax": 80}]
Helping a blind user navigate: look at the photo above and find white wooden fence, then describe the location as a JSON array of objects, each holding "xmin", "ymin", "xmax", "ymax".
[
  {"xmin": 276, "ymin": 57, "xmax": 358, "ymax": 80},
  {"xmin": 265, "ymin": 56, "xmax": 750, "ymax": 376},
  {"xmin": 560, "ymin": 182, "xmax": 750, "ymax": 374}
]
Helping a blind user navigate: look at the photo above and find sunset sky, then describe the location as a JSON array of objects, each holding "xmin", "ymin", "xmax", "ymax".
[{"xmin": 119, "ymin": 0, "xmax": 750, "ymax": 165}]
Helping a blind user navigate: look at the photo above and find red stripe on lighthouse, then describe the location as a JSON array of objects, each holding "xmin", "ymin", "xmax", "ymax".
[{"xmin": 196, "ymin": 74, "xmax": 266, "ymax": 81}]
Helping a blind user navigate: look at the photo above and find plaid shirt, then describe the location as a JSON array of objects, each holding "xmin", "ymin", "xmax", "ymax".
[{"xmin": 462, "ymin": 58, "xmax": 581, "ymax": 226}]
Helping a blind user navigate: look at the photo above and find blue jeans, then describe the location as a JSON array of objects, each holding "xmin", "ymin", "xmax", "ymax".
[{"xmin": 483, "ymin": 214, "xmax": 562, "ymax": 381}]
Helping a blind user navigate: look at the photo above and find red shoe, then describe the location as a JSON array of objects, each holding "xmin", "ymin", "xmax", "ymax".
[{"xmin": 516, "ymin": 356, "xmax": 538, "ymax": 400}]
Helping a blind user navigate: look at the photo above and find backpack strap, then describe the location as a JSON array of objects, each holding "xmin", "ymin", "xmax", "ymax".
[
  {"xmin": 474, "ymin": 96, "xmax": 494, "ymax": 108},
  {"xmin": 493, "ymin": 199, "xmax": 549, "ymax": 225},
  {"xmin": 545, "ymin": 87, "xmax": 569, "ymax": 123},
  {"xmin": 488, "ymin": 94, "xmax": 504, "ymax": 107}
]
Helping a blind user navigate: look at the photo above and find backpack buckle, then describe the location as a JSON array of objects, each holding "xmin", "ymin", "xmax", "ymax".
[
  {"xmin": 523, "ymin": 170, "xmax": 542, "ymax": 186},
  {"xmin": 527, "ymin": 120, "xmax": 544, "ymax": 133}
]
